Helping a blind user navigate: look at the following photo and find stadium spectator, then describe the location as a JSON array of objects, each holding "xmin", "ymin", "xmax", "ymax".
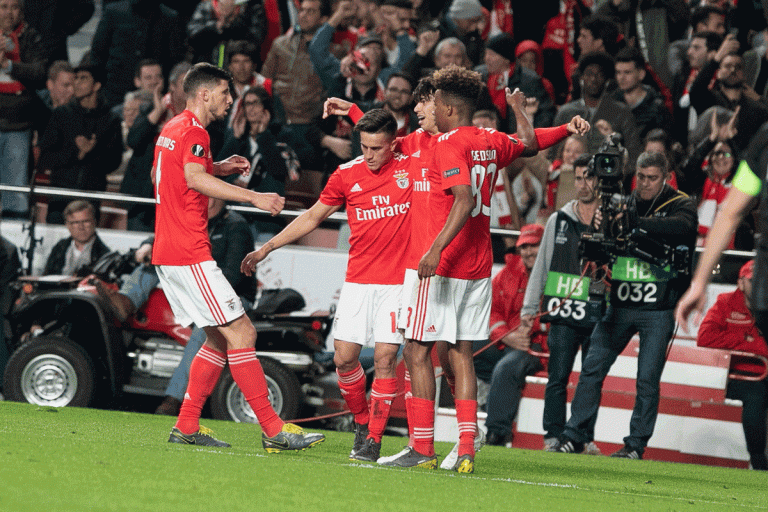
[
  {"xmin": 120, "ymin": 61, "xmax": 190, "ymax": 233},
  {"xmin": 697, "ymin": 260, "xmax": 768, "ymax": 471},
  {"xmin": 515, "ymin": 40, "xmax": 556, "ymax": 105},
  {"xmin": 545, "ymin": 136, "xmax": 587, "ymax": 214},
  {"xmin": 522, "ymin": 156, "xmax": 601, "ymax": 454},
  {"xmin": 556, "ymin": 151, "xmax": 697, "ymax": 460},
  {"xmin": 23, "ymin": 0, "xmax": 93, "ymax": 63},
  {"xmin": 437, "ymin": 0, "xmax": 484, "ymax": 67},
  {"xmin": 90, "ymin": 0, "xmax": 184, "ymax": 107},
  {"xmin": 668, "ymin": 5, "xmax": 726, "ymax": 80},
  {"xmin": 38, "ymin": 56, "xmax": 123, "ymax": 224},
  {"xmin": 576, "ymin": 15, "xmax": 622, "ymax": 57},
  {"xmin": 376, "ymin": 0, "xmax": 418, "ymax": 83},
  {"xmin": 743, "ymin": 27, "xmax": 768, "ymax": 101},
  {"xmin": 380, "ymin": 72, "xmax": 416, "ymax": 137},
  {"xmin": 43, "ymin": 200, "xmax": 110, "ymax": 276},
  {"xmin": 261, "ymin": 0, "xmax": 330, "ymax": 173},
  {"xmin": 38, "ymin": 60, "xmax": 74, "ymax": 111},
  {"xmin": 688, "ymin": 34, "xmax": 768, "ymax": 153},
  {"xmin": 612, "ymin": 47, "xmax": 672, "ymax": 141},
  {"xmin": 0, "ymin": 0, "xmax": 46, "ymax": 219},
  {"xmin": 225, "ymin": 41, "xmax": 279, "ymax": 127},
  {"xmin": 219, "ymin": 86, "xmax": 290, "ymax": 241},
  {"xmin": 553, "ymin": 52, "xmax": 641, "ymax": 182},
  {"xmin": 186, "ymin": 0, "xmax": 266, "ymax": 67},
  {"xmin": 669, "ymin": 31, "xmax": 722, "ymax": 148},
  {"xmin": 110, "ymin": 59, "xmax": 163, "ymax": 120},
  {"xmin": 474, "ymin": 224, "xmax": 547, "ymax": 447}
]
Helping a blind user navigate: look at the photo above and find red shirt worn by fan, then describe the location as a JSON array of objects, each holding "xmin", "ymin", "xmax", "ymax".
[
  {"xmin": 429, "ymin": 126, "xmax": 526, "ymax": 280},
  {"xmin": 319, "ymin": 153, "xmax": 414, "ymax": 285},
  {"xmin": 152, "ymin": 110, "xmax": 214, "ymax": 266}
]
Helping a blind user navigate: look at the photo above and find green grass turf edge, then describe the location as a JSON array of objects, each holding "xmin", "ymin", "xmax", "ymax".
[{"xmin": 0, "ymin": 401, "xmax": 765, "ymax": 512}]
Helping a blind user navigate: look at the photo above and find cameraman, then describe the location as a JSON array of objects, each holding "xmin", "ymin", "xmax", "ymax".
[{"xmin": 556, "ymin": 151, "xmax": 698, "ymax": 459}]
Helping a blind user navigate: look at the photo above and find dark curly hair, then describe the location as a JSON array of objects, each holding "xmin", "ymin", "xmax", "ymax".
[{"xmin": 431, "ymin": 65, "xmax": 484, "ymax": 113}]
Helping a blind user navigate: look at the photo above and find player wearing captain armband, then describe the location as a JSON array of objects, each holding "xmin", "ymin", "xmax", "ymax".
[
  {"xmin": 556, "ymin": 151, "xmax": 697, "ymax": 459},
  {"xmin": 521, "ymin": 153, "xmax": 602, "ymax": 454}
]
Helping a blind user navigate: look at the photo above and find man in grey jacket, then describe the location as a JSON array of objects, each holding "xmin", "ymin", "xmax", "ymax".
[{"xmin": 521, "ymin": 153, "xmax": 601, "ymax": 453}]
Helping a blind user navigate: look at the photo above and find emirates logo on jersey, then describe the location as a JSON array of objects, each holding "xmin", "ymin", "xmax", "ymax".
[
  {"xmin": 394, "ymin": 170, "xmax": 409, "ymax": 189},
  {"xmin": 191, "ymin": 144, "xmax": 206, "ymax": 157}
]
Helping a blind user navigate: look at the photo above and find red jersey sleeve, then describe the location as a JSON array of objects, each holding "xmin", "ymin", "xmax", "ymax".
[
  {"xmin": 435, "ymin": 136, "xmax": 470, "ymax": 191},
  {"xmin": 180, "ymin": 127, "xmax": 211, "ymax": 169},
  {"xmin": 319, "ymin": 166, "xmax": 347, "ymax": 206}
]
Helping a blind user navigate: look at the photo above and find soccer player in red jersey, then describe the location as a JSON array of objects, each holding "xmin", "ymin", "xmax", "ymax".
[
  {"xmin": 155, "ymin": 63, "xmax": 324, "ymax": 451},
  {"xmin": 242, "ymin": 109, "xmax": 414, "ymax": 462},
  {"xmin": 381, "ymin": 65, "xmax": 538, "ymax": 473}
]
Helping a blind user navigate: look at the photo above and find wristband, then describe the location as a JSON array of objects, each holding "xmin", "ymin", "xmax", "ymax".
[{"xmin": 733, "ymin": 160, "xmax": 762, "ymax": 197}]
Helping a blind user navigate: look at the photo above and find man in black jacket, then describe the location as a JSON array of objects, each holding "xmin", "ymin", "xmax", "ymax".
[
  {"xmin": 555, "ymin": 151, "xmax": 698, "ymax": 459},
  {"xmin": 38, "ymin": 58, "xmax": 123, "ymax": 224},
  {"xmin": 0, "ymin": 0, "xmax": 47, "ymax": 218},
  {"xmin": 43, "ymin": 200, "xmax": 110, "ymax": 276}
]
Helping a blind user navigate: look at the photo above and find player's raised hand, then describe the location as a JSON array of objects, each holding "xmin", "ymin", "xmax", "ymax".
[
  {"xmin": 323, "ymin": 97, "xmax": 353, "ymax": 118},
  {"xmin": 567, "ymin": 115, "xmax": 590, "ymax": 136},
  {"xmin": 505, "ymin": 87, "xmax": 526, "ymax": 110},
  {"xmin": 251, "ymin": 192, "xmax": 285, "ymax": 216},
  {"xmin": 241, "ymin": 246, "xmax": 269, "ymax": 277},
  {"xmin": 216, "ymin": 155, "xmax": 250, "ymax": 176}
]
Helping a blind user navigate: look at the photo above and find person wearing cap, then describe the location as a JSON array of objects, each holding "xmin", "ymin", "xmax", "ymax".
[
  {"xmin": 521, "ymin": 155, "xmax": 602, "ymax": 453},
  {"xmin": 440, "ymin": 0, "xmax": 484, "ymax": 67},
  {"xmin": 38, "ymin": 54, "xmax": 123, "ymax": 223},
  {"xmin": 553, "ymin": 51, "xmax": 642, "ymax": 182},
  {"xmin": 697, "ymin": 259, "xmax": 768, "ymax": 470},
  {"xmin": 473, "ymin": 224, "xmax": 547, "ymax": 446},
  {"xmin": 478, "ymin": 34, "xmax": 556, "ymax": 131}
]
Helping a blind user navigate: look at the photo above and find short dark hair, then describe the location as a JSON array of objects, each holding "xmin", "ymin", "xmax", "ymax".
[
  {"xmin": 473, "ymin": 109, "xmax": 499, "ymax": 125},
  {"xmin": 580, "ymin": 15, "xmax": 620, "ymax": 54},
  {"xmin": 135, "ymin": 58, "xmax": 161, "ymax": 79},
  {"xmin": 614, "ymin": 47, "xmax": 645, "ymax": 70},
  {"xmin": 573, "ymin": 153, "xmax": 592, "ymax": 169},
  {"xmin": 412, "ymin": 75, "xmax": 435, "ymax": 102},
  {"xmin": 386, "ymin": 72, "xmax": 414, "ymax": 90},
  {"xmin": 316, "ymin": 0, "xmax": 332, "ymax": 17},
  {"xmin": 691, "ymin": 5, "xmax": 725, "ymax": 30},
  {"xmin": 47, "ymin": 60, "xmax": 73, "ymax": 81},
  {"xmin": 692, "ymin": 31, "xmax": 724, "ymax": 52},
  {"xmin": 169, "ymin": 61, "xmax": 193, "ymax": 84},
  {"xmin": 64, "ymin": 200, "xmax": 96, "ymax": 219},
  {"xmin": 242, "ymin": 86, "xmax": 273, "ymax": 116},
  {"xmin": 226, "ymin": 40, "xmax": 257, "ymax": 65},
  {"xmin": 578, "ymin": 51, "xmax": 616, "ymax": 79},
  {"xmin": 183, "ymin": 63, "xmax": 232, "ymax": 95},
  {"xmin": 432, "ymin": 64, "xmax": 484, "ymax": 113},
  {"xmin": 636, "ymin": 151, "xmax": 668, "ymax": 173},
  {"xmin": 355, "ymin": 108, "xmax": 398, "ymax": 136}
]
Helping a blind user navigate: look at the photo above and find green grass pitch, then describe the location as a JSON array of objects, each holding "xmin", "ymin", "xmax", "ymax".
[{"xmin": 0, "ymin": 401, "xmax": 765, "ymax": 512}]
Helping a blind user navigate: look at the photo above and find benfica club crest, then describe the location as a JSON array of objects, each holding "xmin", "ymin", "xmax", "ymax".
[{"xmin": 394, "ymin": 171, "xmax": 409, "ymax": 189}]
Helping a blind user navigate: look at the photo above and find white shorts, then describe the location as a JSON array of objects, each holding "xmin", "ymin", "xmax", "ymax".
[
  {"xmin": 332, "ymin": 282, "xmax": 404, "ymax": 347},
  {"xmin": 157, "ymin": 260, "xmax": 245, "ymax": 328},
  {"xmin": 400, "ymin": 269, "xmax": 491, "ymax": 343}
]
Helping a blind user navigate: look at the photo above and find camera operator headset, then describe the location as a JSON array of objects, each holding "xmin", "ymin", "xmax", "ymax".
[
  {"xmin": 556, "ymin": 149, "xmax": 698, "ymax": 459},
  {"xmin": 677, "ymin": 122, "xmax": 768, "ymax": 335}
]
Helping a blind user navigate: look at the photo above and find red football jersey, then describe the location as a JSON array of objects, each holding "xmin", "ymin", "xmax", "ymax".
[
  {"xmin": 395, "ymin": 128, "xmax": 438, "ymax": 270},
  {"xmin": 430, "ymin": 126, "xmax": 525, "ymax": 279},
  {"xmin": 320, "ymin": 153, "xmax": 413, "ymax": 284},
  {"xmin": 152, "ymin": 110, "xmax": 214, "ymax": 266}
]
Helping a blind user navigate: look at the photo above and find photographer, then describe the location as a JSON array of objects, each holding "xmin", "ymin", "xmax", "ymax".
[{"xmin": 556, "ymin": 151, "xmax": 697, "ymax": 459}]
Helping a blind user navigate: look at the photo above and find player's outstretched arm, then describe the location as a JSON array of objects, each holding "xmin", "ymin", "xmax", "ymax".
[
  {"xmin": 241, "ymin": 201, "xmax": 342, "ymax": 276},
  {"xmin": 418, "ymin": 184, "xmax": 474, "ymax": 279},
  {"xmin": 213, "ymin": 155, "xmax": 250, "ymax": 176},
  {"xmin": 323, "ymin": 97, "xmax": 353, "ymax": 118},
  {"xmin": 567, "ymin": 115, "xmax": 590, "ymax": 136},
  {"xmin": 184, "ymin": 162, "xmax": 284, "ymax": 210},
  {"xmin": 675, "ymin": 186, "xmax": 755, "ymax": 332},
  {"xmin": 506, "ymin": 87, "xmax": 538, "ymax": 156}
]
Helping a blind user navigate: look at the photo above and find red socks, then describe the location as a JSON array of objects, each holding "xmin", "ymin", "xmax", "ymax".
[
  {"xmin": 228, "ymin": 348, "xmax": 284, "ymax": 438},
  {"xmin": 337, "ymin": 363, "xmax": 370, "ymax": 426},
  {"xmin": 175, "ymin": 345, "xmax": 225, "ymax": 435},
  {"xmin": 411, "ymin": 397, "xmax": 435, "ymax": 456},
  {"xmin": 455, "ymin": 399, "xmax": 478, "ymax": 457},
  {"xmin": 404, "ymin": 370, "xmax": 413, "ymax": 447},
  {"xmin": 368, "ymin": 378, "xmax": 397, "ymax": 442}
]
